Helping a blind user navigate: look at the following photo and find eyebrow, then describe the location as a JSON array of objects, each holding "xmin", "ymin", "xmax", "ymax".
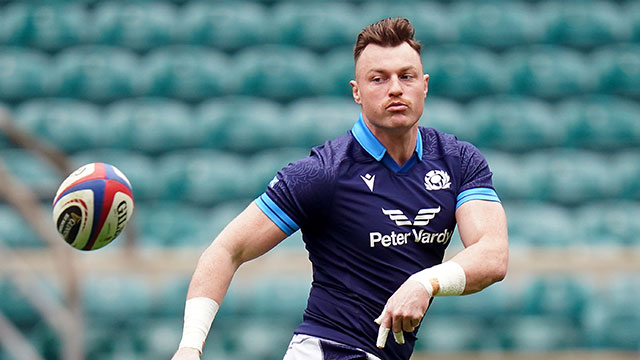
[{"xmin": 367, "ymin": 66, "xmax": 419, "ymax": 75}]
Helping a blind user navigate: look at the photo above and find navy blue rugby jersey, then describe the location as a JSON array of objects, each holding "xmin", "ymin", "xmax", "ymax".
[{"xmin": 255, "ymin": 114, "xmax": 500, "ymax": 360}]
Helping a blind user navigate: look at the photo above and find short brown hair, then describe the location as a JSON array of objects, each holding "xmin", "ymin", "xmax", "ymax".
[{"xmin": 353, "ymin": 17, "xmax": 422, "ymax": 63}]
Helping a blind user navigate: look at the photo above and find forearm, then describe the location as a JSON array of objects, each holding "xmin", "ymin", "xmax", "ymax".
[
  {"xmin": 448, "ymin": 235, "xmax": 508, "ymax": 295},
  {"xmin": 451, "ymin": 199, "xmax": 509, "ymax": 295},
  {"xmin": 186, "ymin": 242, "xmax": 239, "ymax": 304}
]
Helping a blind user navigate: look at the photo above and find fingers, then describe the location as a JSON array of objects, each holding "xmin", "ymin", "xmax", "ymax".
[
  {"xmin": 393, "ymin": 331, "xmax": 405, "ymax": 345},
  {"xmin": 374, "ymin": 307, "xmax": 415, "ymax": 348},
  {"xmin": 402, "ymin": 317, "xmax": 417, "ymax": 332},
  {"xmin": 376, "ymin": 325, "xmax": 390, "ymax": 349}
]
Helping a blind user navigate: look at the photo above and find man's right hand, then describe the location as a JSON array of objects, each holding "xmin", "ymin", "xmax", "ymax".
[{"xmin": 171, "ymin": 347, "xmax": 200, "ymax": 360}]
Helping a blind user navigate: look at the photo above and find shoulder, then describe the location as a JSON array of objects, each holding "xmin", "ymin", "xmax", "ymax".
[
  {"xmin": 279, "ymin": 132, "xmax": 355, "ymax": 185},
  {"xmin": 420, "ymin": 126, "xmax": 483, "ymax": 160}
]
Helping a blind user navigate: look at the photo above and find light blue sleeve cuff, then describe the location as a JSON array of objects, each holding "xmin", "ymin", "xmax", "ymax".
[
  {"xmin": 456, "ymin": 187, "xmax": 501, "ymax": 209},
  {"xmin": 255, "ymin": 193, "xmax": 300, "ymax": 236}
]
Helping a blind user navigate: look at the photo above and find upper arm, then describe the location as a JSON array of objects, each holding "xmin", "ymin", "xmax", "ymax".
[
  {"xmin": 455, "ymin": 199, "xmax": 508, "ymax": 249},
  {"xmin": 215, "ymin": 201, "xmax": 289, "ymax": 265}
]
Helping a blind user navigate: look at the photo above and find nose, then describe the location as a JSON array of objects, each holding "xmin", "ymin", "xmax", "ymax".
[{"xmin": 388, "ymin": 75, "xmax": 403, "ymax": 97}]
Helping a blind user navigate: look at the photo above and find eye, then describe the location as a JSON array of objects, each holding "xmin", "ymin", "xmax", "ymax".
[
  {"xmin": 401, "ymin": 74, "xmax": 414, "ymax": 80},
  {"xmin": 372, "ymin": 76, "xmax": 384, "ymax": 83}
]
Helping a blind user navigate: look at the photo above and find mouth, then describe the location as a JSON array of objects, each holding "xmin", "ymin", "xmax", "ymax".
[{"xmin": 386, "ymin": 102, "xmax": 408, "ymax": 112}]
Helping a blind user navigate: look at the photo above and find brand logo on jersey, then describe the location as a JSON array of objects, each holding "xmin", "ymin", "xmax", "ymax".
[
  {"xmin": 268, "ymin": 176, "xmax": 279, "ymax": 188},
  {"xmin": 369, "ymin": 228, "xmax": 453, "ymax": 248},
  {"xmin": 382, "ymin": 207, "xmax": 441, "ymax": 226},
  {"xmin": 360, "ymin": 173, "xmax": 375, "ymax": 192},
  {"xmin": 370, "ymin": 206, "xmax": 452, "ymax": 248},
  {"xmin": 424, "ymin": 170, "xmax": 451, "ymax": 191}
]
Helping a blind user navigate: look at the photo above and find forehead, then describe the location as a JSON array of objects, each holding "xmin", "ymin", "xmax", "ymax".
[{"xmin": 355, "ymin": 42, "xmax": 423, "ymax": 75}]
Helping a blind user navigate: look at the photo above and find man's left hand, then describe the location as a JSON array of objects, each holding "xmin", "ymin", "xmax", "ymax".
[{"xmin": 374, "ymin": 279, "xmax": 430, "ymax": 348}]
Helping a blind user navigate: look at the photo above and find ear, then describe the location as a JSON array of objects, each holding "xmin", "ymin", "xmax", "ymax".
[
  {"xmin": 423, "ymin": 74, "xmax": 429, "ymax": 99},
  {"xmin": 350, "ymin": 80, "xmax": 361, "ymax": 105}
]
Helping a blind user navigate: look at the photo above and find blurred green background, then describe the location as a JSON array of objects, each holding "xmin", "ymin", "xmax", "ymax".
[{"xmin": 0, "ymin": 0, "xmax": 639, "ymax": 359}]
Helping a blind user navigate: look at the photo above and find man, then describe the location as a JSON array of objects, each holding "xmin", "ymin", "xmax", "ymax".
[{"xmin": 172, "ymin": 17, "xmax": 508, "ymax": 360}]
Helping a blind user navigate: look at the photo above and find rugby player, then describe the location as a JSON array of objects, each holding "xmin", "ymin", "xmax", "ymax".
[{"xmin": 172, "ymin": 17, "xmax": 508, "ymax": 360}]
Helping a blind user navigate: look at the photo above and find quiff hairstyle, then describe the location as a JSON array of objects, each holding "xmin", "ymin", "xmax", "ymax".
[{"xmin": 353, "ymin": 17, "xmax": 422, "ymax": 63}]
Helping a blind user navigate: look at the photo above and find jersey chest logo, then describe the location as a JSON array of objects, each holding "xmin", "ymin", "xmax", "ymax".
[
  {"xmin": 381, "ymin": 207, "xmax": 441, "ymax": 226},
  {"xmin": 424, "ymin": 170, "xmax": 451, "ymax": 191}
]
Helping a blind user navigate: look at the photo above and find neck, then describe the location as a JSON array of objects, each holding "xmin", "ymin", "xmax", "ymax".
[{"xmin": 368, "ymin": 124, "xmax": 418, "ymax": 167}]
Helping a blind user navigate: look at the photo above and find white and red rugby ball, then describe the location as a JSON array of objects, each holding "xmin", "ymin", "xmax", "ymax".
[{"xmin": 52, "ymin": 162, "xmax": 134, "ymax": 251}]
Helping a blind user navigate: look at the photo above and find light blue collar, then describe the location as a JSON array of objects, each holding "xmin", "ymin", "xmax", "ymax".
[{"xmin": 351, "ymin": 114, "xmax": 423, "ymax": 162}]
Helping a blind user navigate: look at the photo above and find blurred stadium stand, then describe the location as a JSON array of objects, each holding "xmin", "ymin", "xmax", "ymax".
[{"xmin": 0, "ymin": 0, "xmax": 639, "ymax": 359}]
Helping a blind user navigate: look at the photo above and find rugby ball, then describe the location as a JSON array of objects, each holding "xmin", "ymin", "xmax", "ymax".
[{"xmin": 52, "ymin": 163, "xmax": 134, "ymax": 251}]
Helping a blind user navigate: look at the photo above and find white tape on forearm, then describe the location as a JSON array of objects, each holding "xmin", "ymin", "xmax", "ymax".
[
  {"xmin": 178, "ymin": 297, "xmax": 220, "ymax": 353},
  {"xmin": 409, "ymin": 261, "xmax": 466, "ymax": 297}
]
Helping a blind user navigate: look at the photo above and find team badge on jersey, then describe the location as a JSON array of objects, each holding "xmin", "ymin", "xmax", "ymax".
[{"xmin": 424, "ymin": 170, "xmax": 451, "ymax": 191}]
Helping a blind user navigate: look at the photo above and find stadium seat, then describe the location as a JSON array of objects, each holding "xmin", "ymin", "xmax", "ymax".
[
  {"xmin": 0, "ymin": 148, "xmax": 60, "ymax": 201},
  {"xmin": 539, "ymin": 0, "xmax": 631, "ymax": 48},
  {"xmin": 135, "ymin": 201, "xmax": 209, "ymax": 247},
  {"xmin": 82, "ymin": 275, "xmax": 152, "ymax": 321},
  {"xmin": 503, "ymin": 202, "xmax": 576, "ymax": 247},
  {"xmin": 178, "ymin": 2, "xmax": 270, "ymax": 51},
  {"xmin": 584, "ymin": 277, "xmax": 640, "ymax": 350},
  {"xmin": 518, "ymin": 276, "xmax": 592, "ymax": 320},
  {"xmin": 0, "ymin": 277, "xmax": 50, "ymax": 323},
  {"xmin": 504, "ymin": 45, "xmax": 593, "ymax": 98},
  {"xmin": 613, "ymin": 150, "xmax": 640, "ymax": 201},
  {"xmin": 428, "ymin": 282, "xmax": 511, "ymax": 318},
  {"xmin": 195, "ymin": 97, "xmax": 286, "ymax": 152},
  {"xmin": 102, "ymin": 98, "xmax": 197, "ymax": 154},
  {"xmin": 421, "ymin": 97, "xmax": 469, "ymax": 141},
  {"xmin": 0, "ymin": 204, "xmax": 42, "ymax": 248},
  {"xmin": 53, "ymin": 46, "xmax": 140, "ymax": 102},
  {"xmin": 284, "ymin": 97, "xmax": 359, "ymax": 148},
  {"xmin": 71, "ymin": 149, "xmax": 159, "ymax": 201},
  {"xmin": 321, "ymin": 46, "xmax": 355, "ymax": 97},
  {"xmin": 498, "ymin": 316, "xmax": 582, "ymax": 350},
  {"xmin": 414, "ymin": 316, "xmax": 490, "ymax": 352},
  {"xmin": 233, "ymin": 45, "xmax": 322, "ymax": 101},
  {"xmin": 560, "ymin": 96, "xmax": 640, "ymax": 150},
  {"xmin": 0, "ymin": 3, "xmax": 89, "ymax": 50},
  {"xmin": 137, "ymin": 46, "xmax": 233, "ymax": 101},
  {"xmin": 422, "ymin": 45, "xmax": 503, "ymax": 99},
  {"xmin": 629, "ymin": 1, "xmax": 640, "ymax": 43},
  {"xmin": 90, "ymin": 2, "xmax": 179, "ymax": 51},
  {"xmin": 482, "ymin": 151, "xmax": 528, "ymax": 201},
  {"xmin": 0, "ymin": 47, "xmax": 51, "ymax": 101},
  {"xmin": 13, "ymin": 98, "xmax": 104, "ymax": 151},
  {"xmin": 523, "ymin": 149, "xmax": 613, "ymax": 205},
  {"xmin": 271, "ymin": 2, "xmax": 363, "ymax": 51},
  {"xmin": 593, "ymin": 44, "xmax": 640, "ymax": 98},
  {"xmin": 244, "ymin": 276, "xmax": 310, "ymax": 317},
  {"xmin": 575, "ymin": 202, "xmax": 640, "ymax": 246},
  {"xmin": 186, "ymin": 199, "xmax": 253, "ymax": 247},
  {"xmin": 466, "ymin": 96, "xmax": 561, "ymax": 151},
  {"xmin": 157, "ymin": 150, "xmax": 251, "ymax": 205},
  {"xmin": 451, "ymin": 1, "xmax": 542, "ymax": 49},
  {"xmin": 131, "ymin": 319, "xmax": 183, "ymax": 359},
  {"xmin": 360, "ymin": 2, "xmax": 456, "ymax": 46},
  {"xmin": 525, "ymin": 150, "xmax": 617, "ymax": 205}
]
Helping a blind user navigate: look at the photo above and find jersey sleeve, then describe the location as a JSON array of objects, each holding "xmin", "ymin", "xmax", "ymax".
[
  {"xmin": 255, "ymin": 150, "xmax": 334, "ymax": 236},
  {"xmin": 456, "ymin": 141, "xmax": 501, "ymax": 209}
]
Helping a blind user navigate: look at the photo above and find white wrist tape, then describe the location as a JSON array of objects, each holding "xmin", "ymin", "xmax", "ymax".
[
  {"xmin": 178, "ymin": 297, "xmax": 220, "ymax": 353},
  {"xmin": 409, "ymin": 261, "xmax": 466, "ymax": 297}
]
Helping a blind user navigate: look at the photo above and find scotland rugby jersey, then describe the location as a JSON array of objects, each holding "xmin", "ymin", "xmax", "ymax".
[{"xmin": 256, "ymin": 115, "xmax": 500, "ymax": 360}]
